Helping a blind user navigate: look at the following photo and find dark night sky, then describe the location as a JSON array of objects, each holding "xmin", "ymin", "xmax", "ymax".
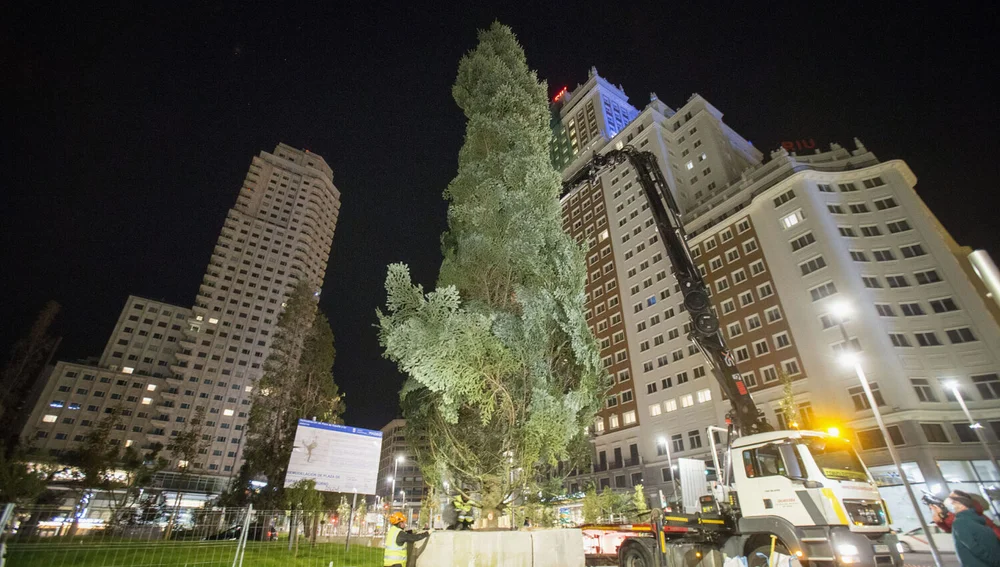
[{"xmin": 3, "ymin": 3, "xmax": 999, "ymax": 430}]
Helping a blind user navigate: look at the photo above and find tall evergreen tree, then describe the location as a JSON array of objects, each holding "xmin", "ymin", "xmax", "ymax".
[
  {"xmin": 1, "ymin": 300, "xmax": 61, "ymax": 444},
  {"xmin": 239, "ymin": 281, "xmax": 345, "ymax": 508},
  {"xmin": 378, "ymin": 22, "xmax": 605, "ymax": 516}
]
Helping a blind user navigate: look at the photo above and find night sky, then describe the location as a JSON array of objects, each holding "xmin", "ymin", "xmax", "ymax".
[{"xmin": 4, "ymin": 3, "xmax": 999, "ymax": 430}]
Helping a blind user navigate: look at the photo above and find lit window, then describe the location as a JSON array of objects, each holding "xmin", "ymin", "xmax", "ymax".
[
  {"xmin": 147, "ymin": 384, "xmax": 157, "ymax": 391},
  {"xmin": 42, "ymin": 414, "xmax": 58, "ymax": 423},
  {"xmin": 623, "ymin": 411, "xmax": 637, "ymax": 425},
  {"xmin": 223, "ymin": 409, "xmax": 234, "ymax": 417},
  {"xmin": 208, "ymin": 318, "xmax": 219, "ymax": 324},
  {"xmin": 594, "ymin": 419, "xmax": 605, "ymax": 433},
  {"xmin": 598, "ymin": 229, "xmax": 609, "ymax": 242},
  {"xmin": 780, "ymin": 210, "xmax": 804, "ymax": 229},
  {"xmin": 125, "ymin": 439, "xmax": 134, "ymax": 447},
  {"xmin": 685, "ymin": 160, "xmax": 694, "ymax": 170},
  {"xmin": 665, "ymin": 399, "xmax": 678, "ymax": 412},
  {"xmin": 609, "ymin": 414, "xmax": 620, "ymax": 429},
  {"xmin": 122, "ymin": 367, "xmax": 134, "ymax": 374},
  {"xmin": 649, "ymin": 404, "xmax": 662, "ymax": 417},
  {"xmin": 681, "ymin": 394, "xmax": 694, "ymax": 408},
  {"xmin": 141, "ymin": 397, "xmax": 153, "ymax": 405},
  {"xmin": 697, "ymin": 389, "xmax": 712, "ymax": 403}
]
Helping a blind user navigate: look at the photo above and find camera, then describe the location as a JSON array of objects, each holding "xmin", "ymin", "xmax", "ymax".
[{"xmin": 921, "ymin": 491, "xmax": 945, "ymax": 509}]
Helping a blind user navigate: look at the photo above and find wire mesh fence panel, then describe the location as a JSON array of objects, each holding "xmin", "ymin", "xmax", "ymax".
[{"xmin": 2, "ymin": 504, "xmax": 386, "ymax": 567}]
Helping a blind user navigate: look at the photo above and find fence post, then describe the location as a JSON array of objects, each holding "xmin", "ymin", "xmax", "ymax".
[
  {"xmin": 231, "ymin": 503, "xmax": 252, "ymax": 567},
  {"xmin": 0, "ymin": 503, "xmax": 15, "ymax": 567},
  {"xmin": 345, "ymin": 492, "xmax": 358, "ymax": 553}
]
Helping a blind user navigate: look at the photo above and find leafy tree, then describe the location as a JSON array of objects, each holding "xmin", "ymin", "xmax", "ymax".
[
  {"xmin": 630, "ymin": 484, "xmax": 649, "ymax": 522},
  {"xmin": 286, "ymin": 479, "xmax": 324, "ymax": 551},
  {"xmin": 378, "ymin": 22, "xmax": 604, "ymax": 522},
  {"xmin": 163, "ymin": 408, "xmax": 209, "ymax": 539},
  {"xmin": 239, "ymin": 281, "xmax": 345, "ymax": 508},
  {"xmin": 64, "ymin": 409, "xmax": 166, "ymax": 534},
  {"xmin": 777, "ymin": 368, "xmax": 797, "ymax": 428},
  {"xmin": 0, "ymin": 300, "xmax": 60, "ymax": 447},
  {"xmin": 0, "ymin": 446, "xmax": 47, "ymax": 505},
  {"xmin": 336, "ymin": 495, "xmax": 351, "ymax": 534},
  {"xmin": 581, "ymin": 485, "xmax": 600, "ymax": 523}
]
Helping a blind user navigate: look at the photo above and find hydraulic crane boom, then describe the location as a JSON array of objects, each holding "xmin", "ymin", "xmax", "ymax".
[{"xmin": 565, "ymin": 146, "xmax": 770, "ymax": 435}]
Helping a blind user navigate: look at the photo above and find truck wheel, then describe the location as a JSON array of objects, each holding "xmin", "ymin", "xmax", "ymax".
[
  {"xmin": 620, "ymin": 539, "xmax": 655, "ymax": 567},
  {"xmin": 748, "ymin": 542, "xmax": 788, "ymax": 567}
]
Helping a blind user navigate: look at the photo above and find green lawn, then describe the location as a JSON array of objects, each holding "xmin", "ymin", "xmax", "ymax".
[{"xmin": 5, "ymin": 539, "xmax": 383, "ymax": 567}]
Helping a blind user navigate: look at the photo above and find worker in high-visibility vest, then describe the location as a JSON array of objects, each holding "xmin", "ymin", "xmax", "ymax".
[
  {"xmin": 452, "ymin": 495, "xmax": 474, "ymax": 530},
  {"xmin": 383, "ymin": 512, "xmax": 428, "ymax": 567}
]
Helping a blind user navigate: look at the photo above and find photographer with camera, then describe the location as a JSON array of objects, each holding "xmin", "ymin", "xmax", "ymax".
[
  {"xmin": 924, "ymin": 491, "xmax": 1000, "ymax": 567},
  {"xmin": 926, "ymin": 490, "xmax": 1000, "ymax": 539}
]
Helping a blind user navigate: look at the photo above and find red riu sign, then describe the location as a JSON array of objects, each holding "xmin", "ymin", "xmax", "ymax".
[{"xmin": 781, "ymin": 139, "xmax": 816, "ymax": 151}]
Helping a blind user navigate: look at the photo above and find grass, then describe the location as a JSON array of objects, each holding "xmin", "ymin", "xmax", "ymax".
[{"xmin": 5, "ymin": 539, "xmax": 384, "ymax": 567}]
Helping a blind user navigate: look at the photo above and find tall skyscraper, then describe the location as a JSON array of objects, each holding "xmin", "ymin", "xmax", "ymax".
[
  {"xmin": 24, "ymin": 144, "xmax": 341, "ymax": 493},
  {"xmin": 555, "ymin": 69, "xmax": 1000, "ymax": 525},
  {"xmin": 375, "ymin": 419, "xmax": 427, "ymax": 524}
]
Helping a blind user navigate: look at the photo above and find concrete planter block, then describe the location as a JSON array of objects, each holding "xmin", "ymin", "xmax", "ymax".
[
  {"xmin": 413, "ymin": 529, "xmax": 585, "ymax": 567},
  {"xmin": 530, "ymin": 529, "xmax": 585, "ymax": 567}
]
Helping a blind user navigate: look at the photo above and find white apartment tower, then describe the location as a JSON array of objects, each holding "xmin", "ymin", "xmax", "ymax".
[
  {"xmin": 375, "ymin": 419, "xmax": 427, "ymax": 523},
  {"xmin": 24, "ymin": 144, "xmax": 341, "ymax": 490},
  {"xmin": 555, "ymin": 70, "xmax": 1000, "ymax": 528}
]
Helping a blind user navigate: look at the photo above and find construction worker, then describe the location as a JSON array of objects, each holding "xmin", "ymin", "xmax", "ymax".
[
  {"xmin": 452, "ymin": 494, "xmax": 474, "ymax": 530},
  {"xmin": 383, "ymin": 512, "xmax": 428, "ymax": 567}
]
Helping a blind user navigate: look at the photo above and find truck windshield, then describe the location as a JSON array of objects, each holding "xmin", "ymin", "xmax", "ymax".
[{"xmin": 804, "ymin": 437, "xmax": 869, "ymax": 482}]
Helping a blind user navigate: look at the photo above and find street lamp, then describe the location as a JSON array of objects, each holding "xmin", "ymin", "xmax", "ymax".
[
  {"xmin": 832, "ymin": 301, "xmax": 944, "ymax": 567},
  {"xmin": 657, "ymin": 436, "xmax": 679, "ymax": 502},
  {"xmin": 944, "ymin": 380, "xmax": 1000, "ymax": 507},
  {"xmin": 390, "ymin": 455, "xmax": 405, "ymax": 512}
]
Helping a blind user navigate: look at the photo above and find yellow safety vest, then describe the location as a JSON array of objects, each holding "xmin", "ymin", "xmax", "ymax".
[
  {"xmin": 383, "ymin": 525, "xmax": 406, "ymax": 566},
  {"xmin": 454, "ymin": 497, "xmax": 472, "ymax": 521}
]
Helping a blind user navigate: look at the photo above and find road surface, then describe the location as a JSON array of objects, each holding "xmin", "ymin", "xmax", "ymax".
[{"xmin": 903, "ymin": 551, "xmax": 959, "ymax": 567}]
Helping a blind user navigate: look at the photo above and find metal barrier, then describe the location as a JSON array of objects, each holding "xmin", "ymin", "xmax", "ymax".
[{"xmin": 0, "ymin": 502, "xmax": 388, "ymax": 566}]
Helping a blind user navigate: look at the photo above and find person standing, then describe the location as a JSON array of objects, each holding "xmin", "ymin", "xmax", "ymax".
[
  {"xmin": 383, "ymin": 512, "xmax": 429, "ymax": 567},
  {"xmin": 945, "ymin": 493, "xmax": 1000, "ymax": 567},
  {"xmin": 451, "ymin": 495, "xmax": 473, "ymax": 530},
  {"xmin": 930, "ymin": 490, "xmax": 1000, "ymax": 539}
]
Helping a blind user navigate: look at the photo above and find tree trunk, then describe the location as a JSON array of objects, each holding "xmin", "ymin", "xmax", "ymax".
[{"xmin": 163, "ymin": 491, "xmax": 183, "ymax": 540}]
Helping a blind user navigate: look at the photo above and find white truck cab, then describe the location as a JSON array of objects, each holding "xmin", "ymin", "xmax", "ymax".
[{"xmin": 726, "ymin": 430, "xmax": 903, "ymax": 566}]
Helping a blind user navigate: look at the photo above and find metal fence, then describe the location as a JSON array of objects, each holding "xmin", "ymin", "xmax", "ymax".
[{"xmin": 0, "ymin": 503, "xmax": 388, "ymax": 567}]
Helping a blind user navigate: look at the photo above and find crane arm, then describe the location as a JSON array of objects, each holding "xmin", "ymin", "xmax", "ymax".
[{"xmin": 565, "ymin": 146, "xmax": 770, "ymax": 435}]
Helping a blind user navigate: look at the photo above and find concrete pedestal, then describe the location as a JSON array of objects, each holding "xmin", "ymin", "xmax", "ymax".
[{"xmin": 413, "ymin": 529, "xmax": 585, "ymax": 567}]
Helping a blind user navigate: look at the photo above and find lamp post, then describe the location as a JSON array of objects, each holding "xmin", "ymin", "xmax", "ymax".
[
  {"xmin": 657, "ymin": 436, "xmax": 679, "ymax": 505},
  {"xmin": 945, "ymin": 381, "xmax": 1000, "ymax": 514},
  {"xmin": 390, "ymin": 455, "xmax": 404, "ymax": 512},
  {"xmin": 830, "ymin": 300, "xmax": 944, "ymax": 567}
]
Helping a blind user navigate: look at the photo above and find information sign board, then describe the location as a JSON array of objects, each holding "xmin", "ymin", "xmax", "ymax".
[{"xmin": 284, "ymin": 419, "xmax": 382, "ymax": 494}]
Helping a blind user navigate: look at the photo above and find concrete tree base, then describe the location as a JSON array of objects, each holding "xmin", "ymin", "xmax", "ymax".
[{"xmin": 413, "ymin": 529, "xmax": 585, "ymax": 567}]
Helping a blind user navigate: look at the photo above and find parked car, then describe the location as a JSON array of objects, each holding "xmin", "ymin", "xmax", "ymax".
[
  {"xmin": 203, "ymin": 521, "xmax": 278, "ymax": 542},
  {"xmin": 896, "ymin": 525, "xmax": 955, "ymax": 553}
]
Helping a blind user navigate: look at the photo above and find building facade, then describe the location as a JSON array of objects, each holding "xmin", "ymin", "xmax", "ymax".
[
  {"xmin": 23, "ymin": 144, "xmax": 341, "ymax": 491},
  {"xmin": 555, "ymin": 69, "xmax": 1000, "ymax": 528},
  {"xmin": 375, "ymin": 419, "xmax": 426, "ymax": 522}
]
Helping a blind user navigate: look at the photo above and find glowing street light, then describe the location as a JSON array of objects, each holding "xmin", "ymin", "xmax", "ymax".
[
  {"xmin": 831, "ymin": 300, "xmax": 944, "ymax": 567},
  {"xmin": 390, "ymin": 455, "xmax": 405, "ymax": 512},
  {"xmin": 943, "ymin": 380, "xmax": 1000, "ymax": 488},
  {"xmin": 657, "ymin": 435, "xmax": 680, "ymax": 498}
]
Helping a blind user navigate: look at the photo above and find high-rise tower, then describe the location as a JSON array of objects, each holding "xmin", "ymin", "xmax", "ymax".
[
  {"xmin": 24, "ymin": 144, "xmax": 341, "ymax": 489},
  {"xmin": 554, "ymin": 71, "xmax": 1000, "ymax": 528}
]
